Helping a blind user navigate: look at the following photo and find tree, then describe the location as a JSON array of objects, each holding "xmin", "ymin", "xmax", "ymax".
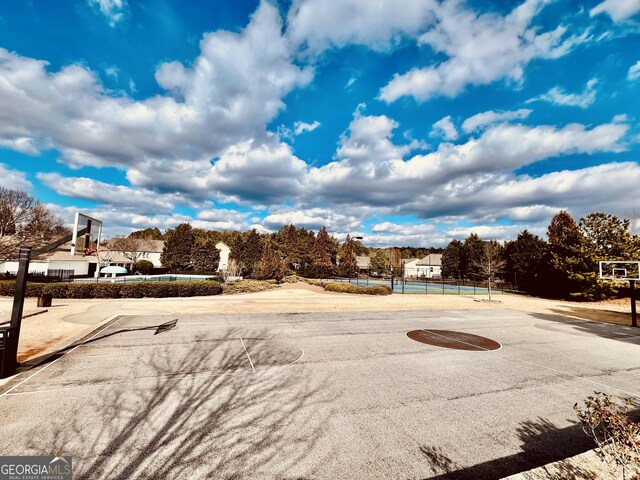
[
  {"xmin": 473, "ymin": 241, "xmax": 506, "ymax": 302},
  {"xmin": 255, "ymin": 239, "xmax": 285, "ymax": 281},
  {"xmin": 507, "ymin": 230, "xmax": 547, "ymax": 293},
  {"xmin": 338, "ymin": 234, "xmax": 357, "ymax": 278},
  {"xmin": 441, "ymin": 240, "xmax": 464, "ymax": 279},
  {"xmin": 369, "ymin": 249, "xmax": 391, "ymax": 277},
  {"xmin": 191, "ymin": 239, "xmax": 221, "ymax": 273},
  {"xmin": 128, "ymin": 228, "xmax": 163, "ymax": 240},
  {"xmin": 0, "ymin": 188, "xmax": 66, "ymax": 260},
  {"xmin": 230, "ymin": 229, "xmax": 263, "ymax": 278},
  {"xmin": 312, "ymin": 226, "xmax": 334, "ymax": 278},
  {"xmin": 161, "ymin": 223, "xmax": 195, "ymax": 271},
  {"xmin": 579, "ymin": 213, "xmax": 639, "ymax": 260},
  {"xmin": 546, "ymin": 210, "xmax": 607, "ymax": 300},
  {"xmin": 108, "ymin": 236, "xmax": 146, "ymax": 264},
  {"xmin": 463, "ymin": 234, "xmax": 484, "ymax": 280}
]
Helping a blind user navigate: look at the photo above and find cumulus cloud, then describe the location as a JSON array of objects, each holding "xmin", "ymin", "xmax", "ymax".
[
  {"xmin": 461, "ymin": 109, "xmax": 532, "ymax": 133},
  {"xmin": 527, "ymin": 78, "xmax": 598, "ymax": 108},
  {"xmin": 294, "ymin": 120, "xmax": 321, "ymax": 135},
  {"xmin": 379, "ymin": 0, "xmax": 587, "ymax": 102},
  {"xmin": 262, "ymin": 207, "xmax": 361, "ymax": 232},
  {"xmin": 88, "ymin": 0, "xmax": 127, "ymax": 27},
  {"xmin": 286, "ymin": 0, "xmax": 438, "ymax": 54},
  {"xmin": 628, "ymin": 60, "xmax": 640, "ymax": 81},
  {"xmin": 37, "ymin": 173, "xmax": 181, "ymax": 214},
  {"xmin": 590, "ymin": 0, "xmax": 640, "ymax": 22},
  {"xmin": 0, "ymin": 163, "xmax": 32, "ymax": 191},
  {"xmin": 431, "ymin": 116, "xmax": 459, "ymax": 141},
  {"xmin": 306, "ymin": 112, "xmax": 629, "ymax": 218},
  {"xmin": 0, "ymin": 2, "xmax": 312, "ymax": 199}
]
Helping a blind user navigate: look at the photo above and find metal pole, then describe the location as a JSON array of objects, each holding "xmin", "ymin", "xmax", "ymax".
[
  {"xmin": 10, "ymin": 247, "xmax": 31, "ymax": 333},
  {"xmin": 631, "ymin": 280, "xmax": 637, "ymax": 328}
]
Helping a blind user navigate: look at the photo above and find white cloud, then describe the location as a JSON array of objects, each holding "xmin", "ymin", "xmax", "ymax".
[
  {"xmin": 590, "ymin": 0, "xmax": 640, "ymax": 22},
  {"xmin": 306, "ymin": 112, "xmax": 629, "ymax": 216},
  {"xmin": 628, "ymin": 60, "xmax": 640, "ymax": 81},
  {"xmin": 346, "ymin": 76, "xmax": 358, "ymax": 88},
  {"xmin": 527, "ymin": 78, "xmax": 598, "ymax": 108},
  {"xmin": 262, "ymin": 207, "xmax": 361, "ymax": 232},
  {"xmin": 431, "ymin": 115, "xmax": 458, "ymax": 140},
  {"xmin": 0, "ymin": 3, "xmax": 312, "ymax": 202},
  {"xmin": 88, "ymin": 0, "xmax": 127, "ymax": 27},
  {"xmin": 104, "ymin": 66, "xmax": 119, "ymax": 78},
  {"xmin": 445, "ymin": 224, "xmax": 529, "ymax": 242},
  {"xmin": 36, "ymin": 173, "xmax": 181, "ymax": 213},
  {"xmin": 294, "ymin": 120, "xmax": 321, "ymax": 135},
  {"xmin": 0, "ymin": 163, "xmax": 32, "ymax": 191},
  {"xmin": 380, "ymin": 0, "xmax": 587, "ymax": 102},
  {"xmin": 286, "ymin": 0, "xmax": 438, "ymax": 54},
  {"xmin": 462, "ymin": 109, "xmax": 532, "ymax": 133}
]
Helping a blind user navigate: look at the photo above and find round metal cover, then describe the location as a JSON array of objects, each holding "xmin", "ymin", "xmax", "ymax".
[{"xmin": 406, "ymin": 329, "xmax": 501, "ymax": 351}]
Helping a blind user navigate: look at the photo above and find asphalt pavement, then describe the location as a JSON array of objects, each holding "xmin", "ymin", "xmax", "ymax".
[{"xmin": 1, "ymin": 309, "xmax": 639, "ymax": 479}]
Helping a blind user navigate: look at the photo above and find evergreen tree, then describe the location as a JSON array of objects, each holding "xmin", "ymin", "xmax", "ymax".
[
  {"xmin": 256, "ymin": 238, "xmax": 285, "ymax": 281},
  {"xmin": 161, "ymin": 223, "xmax": 195, "ymax": 271},
  {"xmin": 546, "ymin": 210, "xmax": 609, "ymax": 300},
  {"xmin": 369, "ymin": 249, "xmax": 391, "ymax": 277},
  {"xmin": 191, "ymin": 239, "xmax": 221, "ymax": 273},
  {"xmin": 231, "ymin": 229, "xmax": 263, "ymax": 278},
  {"xmin": 508, "ymin": 230, "xmax": 547, "ymax": 293},
  {"xmin": 441, "ymin": 240, "xmax": 464, "ymax": 279},
  {"xmin": 338, "ymin": 234, "xmax": 358, "ymax": 278},
  {"xmin": 463, "ymin": 233, "xmax": 484, "ymax": 280},
  {"xmin": 579, "ymin": 212, "xmax": 639, "ymax": 260},
  {"xmin": 312, "ymin": 226, "xmax": 334, "ymax": 278}
]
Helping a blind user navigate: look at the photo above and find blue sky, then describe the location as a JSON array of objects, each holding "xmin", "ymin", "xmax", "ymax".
[{"xmin": 0, "ymin": 0, "xmax": 639, "ymax": 246}]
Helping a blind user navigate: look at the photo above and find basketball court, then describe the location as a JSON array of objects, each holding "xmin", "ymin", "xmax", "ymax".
[{"xmin": 1, "ymin": 308, "xmax": 640, "ymax": 479}]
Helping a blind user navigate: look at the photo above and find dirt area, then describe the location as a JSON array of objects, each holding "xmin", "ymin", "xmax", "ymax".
[{"xmin": 0, "ymin": 282, "xmax": 635, "ymax": 364}]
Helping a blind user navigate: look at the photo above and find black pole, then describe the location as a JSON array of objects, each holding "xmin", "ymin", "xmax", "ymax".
[
  {"xmin": 631, "ymin": 280, "xmax": 637, "ymax": 328},
  {"xmin": 10, "ymin": 247, "xmax": 31, "ymax": 334}
]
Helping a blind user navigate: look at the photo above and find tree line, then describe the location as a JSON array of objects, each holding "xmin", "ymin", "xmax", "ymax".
[{"xmin": 441, "ymin": 211, "xmax": 639, "ymax": 300}]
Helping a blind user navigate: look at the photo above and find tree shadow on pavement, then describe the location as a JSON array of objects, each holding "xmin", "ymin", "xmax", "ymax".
[
  {"xmin": 26, "ymin": 328, "xmax": 330, "ymax": 479},
  {"xmin": 530, "ymin": 312, "xmax": 640, "ymax": 345},
  {"xmin": 419, "ymin": 417, "xmax": 595, "ymax": 479}
]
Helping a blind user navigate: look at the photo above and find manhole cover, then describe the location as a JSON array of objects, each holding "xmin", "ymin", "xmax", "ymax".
[{"xmin": 406, "ymin": 329, "xmax": 501, "ymax": 351}]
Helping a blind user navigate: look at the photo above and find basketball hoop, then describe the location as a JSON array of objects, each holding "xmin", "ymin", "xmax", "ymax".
[{"xmin": 599, "ymin": 260, "xmax": 639, "ymax": 328}]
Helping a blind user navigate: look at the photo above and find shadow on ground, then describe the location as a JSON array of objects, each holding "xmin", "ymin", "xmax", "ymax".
[
  {"xmin": 419, "ymin": 417, "xmax": 597, "ymax": 479},
  {"xmin": 530, "ymin": 312, "xmax": 640, "ymax": 345},
  {"xmin": 22, "ymin": 327, "xmax": 329, "ymax": 479}
]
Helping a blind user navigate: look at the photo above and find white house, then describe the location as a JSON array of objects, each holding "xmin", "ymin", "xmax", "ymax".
[
  {"xmin": 404, "ymin": 254, "xmax": 442, "ymax": 278},
  {"xmin": 216, "ymin": 241, "xmax": 231, "ymax": 272}
]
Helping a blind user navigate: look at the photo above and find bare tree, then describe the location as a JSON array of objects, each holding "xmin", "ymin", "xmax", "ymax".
[
  {"xmin": 107, "ymin": 236, "xmax": 147, "ymax": 264},
  {"xmin": 473, "ymin": 241, "xmax": 506, "ymax": 302},
  {"xmin": 0, "ymin": 188, "xmax": 66, "ymax": 260}
]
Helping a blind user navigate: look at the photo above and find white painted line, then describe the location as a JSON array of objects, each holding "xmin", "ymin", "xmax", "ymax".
[
  {"xmin": 239, "ymin": 337, "xmax": 256, "ymax": 373},
  {"xmin": 0, "ymin": 314, "xmax": 126, "ymax": 399},
  {"xmin": 417, "ymin": 329, "xmax": 503, "ymax": 352}
]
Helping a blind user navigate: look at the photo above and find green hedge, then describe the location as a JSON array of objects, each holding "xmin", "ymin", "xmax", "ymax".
[
  {"xmin": 319, "ymin": 282, "xmax": 392, "ymax": 296},
  {"xmin": 0, "ymin": 280, "xmax": 223, "ymax": 299}
]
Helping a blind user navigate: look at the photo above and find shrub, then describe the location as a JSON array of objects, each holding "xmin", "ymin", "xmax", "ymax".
[
  {"xmin": 322, "ymin": 282, "xmax": 392, "ymax": 295},
  {"xmin": 135, "ymin": 260, "xmax": 154, "ymax": 275},
  {"xmin": 222, "ymin": 280, "xmax": 278, "ymax": 295},
  {"xmin": 575, "ymin": 392, "xmax": 640, "ymax": 479},
  {"xmin": 0, "ymin": 280, "xmax": 223, "ymax": 299}
]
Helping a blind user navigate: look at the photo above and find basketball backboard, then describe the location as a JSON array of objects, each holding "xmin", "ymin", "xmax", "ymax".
[
  {"xmin": 598, "ymin": 261, "xmax": 640, "ymax": 282},
  {"xmin": 71, "ymin": 212, "xmax": 102, "ymax": 256}
]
